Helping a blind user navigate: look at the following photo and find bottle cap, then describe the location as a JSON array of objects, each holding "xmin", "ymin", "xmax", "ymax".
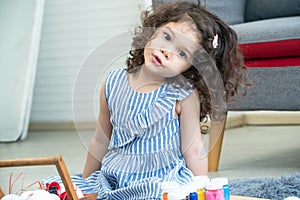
[
  {"xmin": 168, "ymin": 190, "xmax": 187, "ymax": 200},
  {"xmin": 211, "ymin": 177, "xmax": 229, "ymax": 185},
  {"xmin": 205, "ymin": 182, "xmax": 223, "ymax": 190},
  {"xmin": 192, "ymin": 175, "xmax": 210, "ymax": 182},
  {"xmin": 192, "ymin": 175, "xmax": 210, "ymax": 189}
]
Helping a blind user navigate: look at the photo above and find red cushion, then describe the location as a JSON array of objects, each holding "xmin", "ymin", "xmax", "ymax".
[
  {"xmin": 239, "ymin": 39, "xmax": 300, "ymax": 59},
  {"xmin": 245, "ymin": 56, "xmax": 300, "ymax": 68}
]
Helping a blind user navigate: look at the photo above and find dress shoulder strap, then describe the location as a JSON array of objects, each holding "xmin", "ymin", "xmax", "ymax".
[{"xmin": 104, "ymin": 68, "xmax": 126, "ymax": 102}]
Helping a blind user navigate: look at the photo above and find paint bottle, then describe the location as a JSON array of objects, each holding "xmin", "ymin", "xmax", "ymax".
[
  {"xmin": 192, "ymin": 176, "xmax": 210, "ymax": 200},
  {"xmin": 163, "ymin": 192, "xmax": 168, "ymax": 200},
  {"xmin": 196, "ymin": 188, "xmax": 205, "ymax": 200},
  {"xmin": 189, "ymin": 192, "xmax": 198, "ymax": 200},
  {"xmin": 205, "ymin": 182, "xmax": 224, "ymax": 200},
  {"xmin": 211, "ymin": 177, "xmax": 230, "ymax": 200}
]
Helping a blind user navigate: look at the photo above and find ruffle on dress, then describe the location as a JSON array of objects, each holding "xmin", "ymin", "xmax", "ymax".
[{"xmin": 108, "ymin": 84, "xmax": 193, "ymax": 149}]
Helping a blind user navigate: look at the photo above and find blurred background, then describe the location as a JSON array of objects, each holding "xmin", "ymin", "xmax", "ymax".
[
  {"xmin": 0, "ymin": 0, "xmax": 147, "ymax": 142},
  {"xmin": 0, "ymin": 0, "xmax": 299, "ymax": 195}
]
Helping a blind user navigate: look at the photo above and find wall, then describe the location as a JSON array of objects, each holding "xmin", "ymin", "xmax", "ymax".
[{"xmin": 30, "ymin": 0, "xmax": 144, "ymax": 130}]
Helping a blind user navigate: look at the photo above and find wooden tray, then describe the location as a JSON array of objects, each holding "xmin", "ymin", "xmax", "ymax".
[
  {"xmin": 0, "ymin": 156, "xmax": 271, "ymax": 200},
  {"xmin": 0, "ymin": 155, "xmax": 97, "ymax": 200}
]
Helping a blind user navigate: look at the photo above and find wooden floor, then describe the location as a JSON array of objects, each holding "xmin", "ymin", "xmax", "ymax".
[{"xmin": 1, "ymin": 125, "xmax": 300, "ymax": 195}]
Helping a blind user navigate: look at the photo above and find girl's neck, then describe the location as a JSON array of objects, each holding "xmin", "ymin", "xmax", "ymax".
[{"xmin": 128, "ymin": 65, "xmax": 165, "ymax": 93}]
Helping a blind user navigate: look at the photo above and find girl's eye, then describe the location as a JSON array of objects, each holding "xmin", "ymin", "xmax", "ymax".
[
  {"xmin": 164, "ymin": 32, "xmax": 171, "ymax": 41},
  {"xmin": 178, "ymin": 50, "xmax": 187, "ymax": 58}
]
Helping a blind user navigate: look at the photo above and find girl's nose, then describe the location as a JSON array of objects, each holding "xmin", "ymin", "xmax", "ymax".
[{"xmin": 161, "ymin": 49, "xmax": 171, "ymax": 59}]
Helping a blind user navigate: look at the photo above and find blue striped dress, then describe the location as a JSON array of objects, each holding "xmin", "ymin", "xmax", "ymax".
[{"xmin": 44, "ymin": 68, "xmax": 194, "ymax": 199}]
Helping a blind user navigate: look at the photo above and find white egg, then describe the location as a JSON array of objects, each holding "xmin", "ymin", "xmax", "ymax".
[
  {"xmin": 49, "ymin": 194, "xmax": 60, "ymax": 200},
  {"xmin": 1, "ymin": 194, "xmax": 22, "ymax": 200},
  {"xmin": 19, "ymin": 190, "xmax": 58, "ymax": 200}
]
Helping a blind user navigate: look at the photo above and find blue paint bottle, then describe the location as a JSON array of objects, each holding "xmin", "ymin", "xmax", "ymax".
[{"xmin": 189, "ymin": 192, "xmax": 198, "ymax": 200}]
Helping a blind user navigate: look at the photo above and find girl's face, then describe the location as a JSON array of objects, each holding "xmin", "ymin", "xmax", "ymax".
[{"xmin": 143, "ymin": 21, "xmax": 200, "ymax": 79}]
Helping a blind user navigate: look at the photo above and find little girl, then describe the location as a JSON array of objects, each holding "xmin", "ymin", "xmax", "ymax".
[{"xmin": 44, "ymin": 1, "xmax": 249, "ymax": 199}]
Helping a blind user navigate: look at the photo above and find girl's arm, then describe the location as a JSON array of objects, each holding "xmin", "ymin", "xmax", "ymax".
[
  {"xmin": 179, "ymin": 89, "xmax": 208, "ymax": 175},
  {"xmin": 82, "ymin": 82, "xmax": 112, "ymax": 178}
]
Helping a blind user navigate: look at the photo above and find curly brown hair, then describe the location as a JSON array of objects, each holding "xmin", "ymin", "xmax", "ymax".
[{"xmin": 126, "ymin": 1, "xmax": 250, "ymax": 123}]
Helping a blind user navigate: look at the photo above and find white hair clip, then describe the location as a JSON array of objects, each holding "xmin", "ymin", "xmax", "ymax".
[{"xmin": 212, "ymin": 34, "xmax": 218, "ymax": 49}]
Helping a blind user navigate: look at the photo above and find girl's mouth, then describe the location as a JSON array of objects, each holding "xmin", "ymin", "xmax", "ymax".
[{"xmin": 152, "ymin": 55, "xmax": 162, "ymax": 65}]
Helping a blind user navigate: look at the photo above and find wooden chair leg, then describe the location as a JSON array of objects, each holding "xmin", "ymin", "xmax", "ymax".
[
  {"xmin": 208, "ymin": 113, "xmax": 227, "ymax": 172},
  {"xmin": 0, "ymin": 187, "xmax": 4, "ymax": 198}
]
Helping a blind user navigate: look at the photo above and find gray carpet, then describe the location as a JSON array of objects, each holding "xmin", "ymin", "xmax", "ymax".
[{"xmin": 229, "ymin": 173, "xmax": 300, "ymax": 200}]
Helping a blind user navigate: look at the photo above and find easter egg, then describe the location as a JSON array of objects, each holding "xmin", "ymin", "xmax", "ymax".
[
  {"xmin": 20, "ymin": 190, "xmax": 59, "ymax": 200},
  {"xmin": 1, "ymin": 194, "xmax": 22, "ymax": 200}
]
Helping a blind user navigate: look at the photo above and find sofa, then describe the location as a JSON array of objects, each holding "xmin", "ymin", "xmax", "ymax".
[
  {"xmin": 204, "ymin": 0, "xmax": 300, "ymax": 110},
  {"xmin": 203, "ymin": 0, "xmax": 300, "ymax": 171},
  {"xmin": 153, "ymin": 0, "xmax": 300, "ymax": 171}
]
